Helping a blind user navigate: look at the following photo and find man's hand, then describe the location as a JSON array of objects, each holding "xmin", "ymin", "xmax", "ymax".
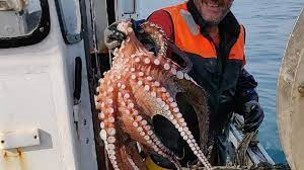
[
  {"xmin": 243, "ymin": 100, "xmax": 264, "ymax": 132},
  {"xmin": 104, "ymin": 21, "xmax": 127, "ymax": 51},
  {"xmin": 104, "ymin": 19, "xmax": 146, "ymax": 51}
]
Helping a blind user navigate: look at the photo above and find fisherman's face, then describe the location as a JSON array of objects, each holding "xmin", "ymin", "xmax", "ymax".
[{"xmin": 193, "ymin": 0, "xmax": 234, "ymax": 25}]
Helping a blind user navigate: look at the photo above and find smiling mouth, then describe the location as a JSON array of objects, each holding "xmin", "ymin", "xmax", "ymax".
[
  {"xmin": 206, "ymin": 2, "xmax": 220, "ymax": 7},
  {"xmin": 203, "ymin": 2, "xmax": 222, "ymax": 13}
]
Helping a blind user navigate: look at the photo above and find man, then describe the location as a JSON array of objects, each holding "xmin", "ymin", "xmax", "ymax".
[
  {"xmin": 105, "ymin": 0, "xmax": 264, "ymax": 168},
  {"xmin": 143, "ymin": 0, "xmax": 264, "ymax": 168}
]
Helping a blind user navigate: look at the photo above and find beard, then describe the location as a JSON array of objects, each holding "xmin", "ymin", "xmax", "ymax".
[{"xmin": 193, "ymin": 0, "xmax": 233, "ymax": 25}]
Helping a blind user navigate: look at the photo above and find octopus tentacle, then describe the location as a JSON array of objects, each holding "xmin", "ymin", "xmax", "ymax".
[
  {"xmin": 97, "ymin": 82, "xmax": 146, "ymax": 169},
  {"xmin": 114, "ymin": 103, "xmax": 146, "ymax": 169},
  {"xmin": 129, "ymin": 53, "xmax": 176, "ymax": 76},
  {"xmin": 131, "ymin": 71, "xmax": 212, "ymax": 169},
  {"xmin": 128, "ymin": 60, "xmax": 212, "ymax": 168},
  {"xmin": 96, "ymin": 82, "xmax": 122, "ymax": 169},
  {"xmin": 125, "ymin": 142, "xmax": 146, "ymax": 170},
  {"xmin": 121, "ymin": 141, "xmax": 148, "ymax": 170},
  {"xmin": 140, "ymin": 22, "xmax": 168, "ymax": 58},
  {"xmin": 173, "ymin": 76, "xmax": 210, "ymax": 152},
  {"xmin": 118, "ymin": 88, "xmax": 182, "ymax": 169},
  {"xmin": 113, "ymin": 145, "xmax": 139, "ymax": 170},
  {"xmin": 127, "ymin": 58, "xmax": 211, "ymax": 167},
  {"xmin": 118, "ymin": 23, "xmax": 184, "ymax": 78},
  {"xmin": 139, "ymin": 22, "xmax": 192, "ymax": 74}
]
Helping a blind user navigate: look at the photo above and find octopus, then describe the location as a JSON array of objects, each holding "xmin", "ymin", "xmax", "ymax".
[{"xmin": 95, "ymin": 20, "xmax": 212, "ymax": 170}]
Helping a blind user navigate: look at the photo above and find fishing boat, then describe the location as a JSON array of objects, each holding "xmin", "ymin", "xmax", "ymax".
[{"xmin": 0, "ymin": 0, "xmax": 301, "ymax": 169}]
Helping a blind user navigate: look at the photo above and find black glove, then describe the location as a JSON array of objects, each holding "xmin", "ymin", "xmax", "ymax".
[
  {"xmin": 242, "ymin": 100, "xmax": 264, "ymax": 132},
  {"xmin": 104, "ymin": 19, "xmax": 146, "ymax": 51},
  {"xmin": 104, "ymin": 21, "xmax": 127, "ymax": 51}
]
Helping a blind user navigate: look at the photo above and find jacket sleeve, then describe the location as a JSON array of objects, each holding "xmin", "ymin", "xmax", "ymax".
[{"xmin": 234, "ymin": 69, "xmax": 259, "ymax": 113}]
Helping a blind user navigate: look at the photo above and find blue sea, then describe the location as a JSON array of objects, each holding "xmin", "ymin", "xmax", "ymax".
[{"xmin": 232, "ymin": 0, "xmax": 304, "ymax": 163}]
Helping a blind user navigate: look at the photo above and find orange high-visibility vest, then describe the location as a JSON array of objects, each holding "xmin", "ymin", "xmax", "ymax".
[{"xmin": 163, "ymin": 2, "xmax": 245, "ymax": 62}]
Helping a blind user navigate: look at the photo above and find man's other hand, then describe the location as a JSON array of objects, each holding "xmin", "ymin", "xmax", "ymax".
[{"xmin": 243, "ymin": 100, "xmax": 264, "ymax": 132}]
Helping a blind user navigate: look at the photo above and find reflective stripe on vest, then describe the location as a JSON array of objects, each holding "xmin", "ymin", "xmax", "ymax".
[{"xmin": 163, "ymin": 3, "xmax": 245, "ymax": 61}]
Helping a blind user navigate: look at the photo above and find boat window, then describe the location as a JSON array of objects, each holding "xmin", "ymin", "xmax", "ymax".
[
  {"xmin": 0, "ymin": 0, "xmax": 50, "ymax": 48},
  {"xmin": 55, "ymin": 0, "xmax": 82, "ymax": 44}
]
